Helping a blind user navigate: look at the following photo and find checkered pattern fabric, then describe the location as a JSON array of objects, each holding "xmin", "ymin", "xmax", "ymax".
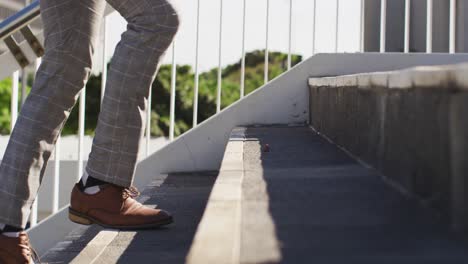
[{"xmin": 0, "ymin": 0, "xmax": 179, "ymax": 228}]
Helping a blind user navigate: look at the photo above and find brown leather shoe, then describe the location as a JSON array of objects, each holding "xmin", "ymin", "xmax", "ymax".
[
  {"xmin": 0, "ymin": 232, "xmax": 40, "ymax": 264},
  {"xmin": 69, "ymin": 184, "xmax": 173, "ymax": 229}
]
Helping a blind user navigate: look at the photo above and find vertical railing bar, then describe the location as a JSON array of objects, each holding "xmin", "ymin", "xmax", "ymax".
[
  {"xmin": 426, "ymin": 0, "xmax": 433, "ymax": 53},
  {"xmin": 287, "ymin": 0, "xmax": 293, "ymax": 70},
  {"xmin": 101, "ymin": 17, "xmax": 108, "ymax": 101},
  {"xmin": 77, "ymin": 89, "xmax": 85, "ymax": 182},
  {"xmin": 312, "ymin": 0, "xmax": 317, "ymax": 55},
  {"xmin": 11, "ymin": 71, "xmax": 19, "ymax": 130},
  {"xmin": 404, "ymin": 0, "xmax": 411, "ymax": 53},
  {"xmin": 193, "ymin": 0, "xmax": 201, "ymax": 127},
  {"xmin": 360, "ymin": 0, "xmax": 365, "ymax": 52},
  {"xmin": 216, "ymin": 0, "xmax": 224, "ymax": 113},
  {"xmin": 146, "ymin": 87, "xmax": 151, "ymax": 156},
  {"xmin": 52, "ymin": 137, "xmax": 60, "ymax": 214},
  {"xmin": 264, "ymin": 0, "xmax": 270, "ymax": 84},
  {"xmin": 169, "ymin": 41, "xmax": 177, "ymax": 141},
  {"xmin": 380, "ymin": 0, "xmax": 387, "ymax": 53},
  {"xmin": 26, "ymin": 0, "xmax": 36, "ymax": 227},
  {"xmin": 449, "ymin": 0, "xmax": 456, "ymax": 53},
  {"xmin": 30, "ymin": 199, "xmax": 38, "ymax": 227},
  {"xmin": 240, "ymin": 0, "xmax": 247, "ymax": 98},
  {"xmin": 335, "ymin": 0, "xmax": 340, "ymax": 53},
  {"xmin": 20, "ymin": 70, "xmax": 27, "ymax": 106}
]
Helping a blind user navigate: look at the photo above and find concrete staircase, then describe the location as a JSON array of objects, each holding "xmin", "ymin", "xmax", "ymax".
[
  {"xmin": 42, "ymin": 125, "xmax": 468, "ymax": 263},
  {"xmin": 38, "ymin": 60, "xmax": 468, "ymax": 263}
]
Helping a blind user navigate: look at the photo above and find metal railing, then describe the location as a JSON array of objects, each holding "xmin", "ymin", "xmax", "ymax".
[
  {"xmin": 0, "ymin": 0, "xmax": 462, "ymax": 228},
  {"xmin": 0, "ymin": 1, "xmax": 39, "ymax": 41}
]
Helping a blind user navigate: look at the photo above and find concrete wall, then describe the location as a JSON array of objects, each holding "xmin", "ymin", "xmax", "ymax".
[
  {"xmin": 365, "ymin": 0, "xmax": 464, "ymax": 52},
  {"xmin": 309, "ymin": 64, "xmax": 468, "ymax": 233}
]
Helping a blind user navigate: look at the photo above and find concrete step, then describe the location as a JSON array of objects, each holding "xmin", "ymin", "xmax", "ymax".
[
  {"xmin": 188, "ymin": 126, "xmax": 468, "ymax": 264},
  {"xmin": 41, "ymin": 172, "xmax": 217, "ymax": 263}
]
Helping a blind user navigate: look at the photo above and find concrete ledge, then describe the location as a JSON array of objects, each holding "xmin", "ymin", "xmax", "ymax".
[
  {"xmin": 186, "ymin": 128, "xmax": 245, "ymax": 264},
  {"xmin": 309, "ymin": 62, "xmax": 468, "ymax": 233}
]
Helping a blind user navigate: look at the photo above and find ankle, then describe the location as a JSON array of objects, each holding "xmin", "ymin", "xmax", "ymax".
[
  {"xmin": 79, "ymin": 174, "xmax": 108, "ymax": 195},
  {"xmin": 0, "ymin": 224, "xmax": 24, "ymax": 238}
]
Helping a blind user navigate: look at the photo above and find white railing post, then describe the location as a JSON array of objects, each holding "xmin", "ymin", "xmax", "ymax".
[
  {"xmin": 169, "ymin": 41, "xmax": 177, "ymax": 141},
  {"xmin": 312, "ymin": 0, "xmax": 317, "ymax": 55},
  {"xmin": 449, "ymin": 0, "xmax": 457, "ymax": 53},
  {"xmin": 77, "ymin": 89, "xmax": 85, "ymax": 182},
  {"xmin": 217, "ymin": 0, "xmax": 224, "ymax": 113},
  {"xmin": 30, "ymin": 200, "xmax": 38, "ymax": 227},
  {"xmin": 404, "ymin": 0, "xmax": 411, "ymax": 53},
  {"xmin": 193, "ymin": 0, "xmax": 201, "ymax": 127},
  {"xmin": 240, "ymin": 0, "xmax": 247, "ymax": 98},
  {"xmin": 101, "ymin": 17, "xmax": 108, "ymax": 101},
  {"xmin": 335, "ymin": 0, "xmax": 340, "ymax": 53},
  {"xmin": 264, "ymin": 0, "xmax": 270, "ymax": 84},
  {"xmin": 146, "ymin": 87, "xmax": 151, "ymax": 156},
  {"xmin": 52, "ymin": 136, "xmax": 60, "ymax": 214},
  {"xmin": 380, "ymin": 0, "xmax": 387, "ymax": 53},
  {"xmin": 287, "ymin": 0, "xmax": 293, "ymax": 70},
  {"xmin": 20, "ymin": 70, "xmax": 27, "ymax": 106},
  {"xmin": 360, "ymin": 0, "xmax": 365, "ymax": 52},
  {"xmin": 10, "ymin": 71, "xmax": 19, "ymax": 130},
  {"xmin": 426, "ymin": 0, "xmax": 433, "ymax": 53}
]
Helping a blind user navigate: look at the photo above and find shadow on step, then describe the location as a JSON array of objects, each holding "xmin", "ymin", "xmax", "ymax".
[
  {"xmin": 43, "ymin": 172, "xmax": 217, "ymax": 264},
  {"xmin": 243, "ymin": 126, "xmax": 468, "ymax": 264},
  {"xmin": 110, "ymin": 172, "xmax": 217, "ymax": 264}
]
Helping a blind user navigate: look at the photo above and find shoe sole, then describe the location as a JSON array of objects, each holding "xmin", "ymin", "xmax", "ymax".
[{"xmin": 68, "ymin": 207, "xmax": 174, "ymax": 230}]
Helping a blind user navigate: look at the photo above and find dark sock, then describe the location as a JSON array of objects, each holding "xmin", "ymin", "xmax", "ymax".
[
  {"xmin": 78, "ymin": 175, "xmax": 108, "ymax": 192},
  {"xmin": 0, "ymin": 224, "xmax": 24, "ymax": 233}
]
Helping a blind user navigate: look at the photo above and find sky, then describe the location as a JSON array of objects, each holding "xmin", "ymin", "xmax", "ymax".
[{"xmin": 95, "ymin": 0, "xmax": 362, "ymax": 73}]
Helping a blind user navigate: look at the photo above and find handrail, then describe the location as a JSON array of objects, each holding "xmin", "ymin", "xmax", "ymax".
[{"xmin": 0, "ymin": 1, "xmax": 40, "ymax": 41}]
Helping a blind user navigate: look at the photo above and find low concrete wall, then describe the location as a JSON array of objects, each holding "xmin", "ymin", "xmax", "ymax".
[{"xmin": 309, "ymin": 64, "xmax": 468, "ymax": 233}]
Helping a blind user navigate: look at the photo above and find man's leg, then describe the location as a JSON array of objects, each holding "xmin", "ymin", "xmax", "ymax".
[
  {"xmin": 0, "ymin": 0, "xmax": 105, "ymax": 229},
  {"xmin": 68, "ymin": 0, "xmax": 179, "ymax": 229},
  {"xmin": 85, "ymin": 0, "xmax": 180, "ymax": 186}
]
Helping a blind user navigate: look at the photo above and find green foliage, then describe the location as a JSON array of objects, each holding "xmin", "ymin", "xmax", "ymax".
[
  {"xmin": 0, "ymin": 76, "xmax": 33, "ymax": 134},
  {"xmin": 148, "ymin": 50, "xmax": 301, "ymax": 137},
  {"xmin": 0, "ymin": 50, "xmax": 302, "ymax": 136},
  {"xmin": 0, "ymin": 78, "xmax": 12, "ymax": 134}
]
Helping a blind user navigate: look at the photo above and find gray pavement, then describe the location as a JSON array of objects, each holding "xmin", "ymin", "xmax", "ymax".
[{"xmin": 241, "ymin": 126, "xmax": 468, "ymax": 264}]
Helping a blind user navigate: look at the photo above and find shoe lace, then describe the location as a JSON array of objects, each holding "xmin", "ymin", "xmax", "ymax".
[
  {"xmin": 30, "ymin": 246, "xmax": 41, "ymax": 264},
  {"xmin": 122, "ymin": 186, "xmax": 140, "ymax": 200},
  {"xmin": 24, "ymin": 236, "xmax": 41, "ymax": 264}
]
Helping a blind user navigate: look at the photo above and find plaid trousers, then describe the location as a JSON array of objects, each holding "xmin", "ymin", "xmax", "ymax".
[{"xmin": 0, "ymin": 0, "xmax": 179, "ymax": 228}]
